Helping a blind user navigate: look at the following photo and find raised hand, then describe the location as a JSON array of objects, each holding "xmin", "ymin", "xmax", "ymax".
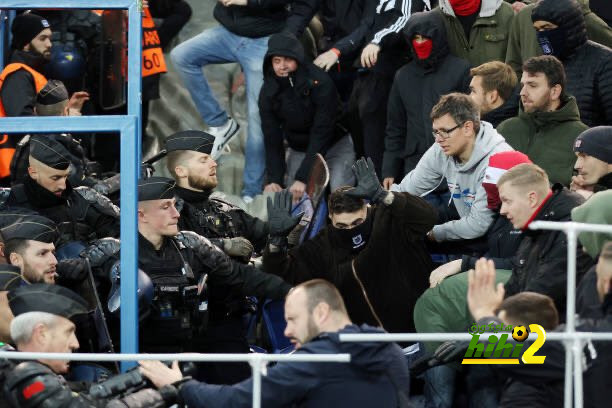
[{"xmin": 345, "ymin": 157, "xmax": 387, "ymax": 203}]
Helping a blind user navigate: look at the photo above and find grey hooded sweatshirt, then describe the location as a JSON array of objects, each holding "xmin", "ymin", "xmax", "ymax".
[{"xmin": 391, "ymin": 121, "xmax": 512, "ymax": 241}]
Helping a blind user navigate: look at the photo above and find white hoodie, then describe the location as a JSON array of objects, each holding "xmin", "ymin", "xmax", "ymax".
[{"xmin": 391, "ymin": 121, "xmax": 512, "ymax": 241}]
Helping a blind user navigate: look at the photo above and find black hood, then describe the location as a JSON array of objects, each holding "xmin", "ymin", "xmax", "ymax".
[
  {"xmin": 263, "ymin": 32, "xmax": 305, "ymax": 77},
  {"xmin": 403, "ymin": 10, "xmax": 449, "ymax": 71},
  {"xmin": 532, "ymin": 0, "xmax": 587, "ymax": 60}
]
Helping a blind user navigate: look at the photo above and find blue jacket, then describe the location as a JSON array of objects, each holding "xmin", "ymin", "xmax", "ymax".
[{"xmin": 180, "ymin": 324, "xmax": 409, "ymax": 407}]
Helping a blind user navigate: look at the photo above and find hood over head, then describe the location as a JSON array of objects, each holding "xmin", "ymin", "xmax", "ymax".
[
  {"xmin": 263, "ymin": 31, "xmax": 305, "ymax": 77},
  {"xmin": 404, "ymin": 11, "xmax": 449, "ymax": 70},
  {"xmin": 532, "ymin": 0, "xmax": 587, "ymax": 60},
  {"xmin": 572, "ymin": 190, "xmax": 612, "ymax": 259}
]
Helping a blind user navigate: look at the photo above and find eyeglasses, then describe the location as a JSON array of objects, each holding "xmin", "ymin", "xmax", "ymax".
[{"xmin": 432, "ymin": 123, "xmax": 463, "ymax": 140}]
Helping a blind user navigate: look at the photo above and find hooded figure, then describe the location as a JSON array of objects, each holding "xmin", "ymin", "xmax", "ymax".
[
  {"xmin": 382, "ymin": 11, "xmax": 471, "ymax": 182},
  {"xmin": 259, "ymin": 32, "xmax": 354, "ymax": 196},
  {"xmin": 530, "ymin": 0, "xmax": 612, "ymax": 127}
]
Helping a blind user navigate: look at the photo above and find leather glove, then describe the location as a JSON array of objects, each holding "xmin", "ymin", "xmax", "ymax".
[
  {"xmin": 410, "ymin": 341, "xmax": 467, "ymax": 377},
  {"xmin": 345, "ymin": 157, "xmax": 387, "ymax": 204},
  {"xmin": 56, "ymin": 258, "xmax": 89, "ymax": 283},
  {"xmin": 81, "ymin": 238, "xmax": 121, "ymax": 268},
  {"xmin": 267, "ymin": 190, "xmax": 303, "ymax": 245},
  {"xmin": 222, "ymin": 237, "xmax": 254, "ymax": 259}
]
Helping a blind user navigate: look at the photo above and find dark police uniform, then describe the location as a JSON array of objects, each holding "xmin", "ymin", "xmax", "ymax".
[
  {"xmin": 0, "ymin": 284, "xmax": 171, "ymax": 408},
  {"xmin": 166, "ymin": 130, "xmax": 269, "ymax": 253},
  {"xmin": 128, "ymin": 178, "xmax": 289, "ymax": 383},
  {"xmin": 2, "ymin": 135, "xmax": 120, "ymax": 248}
]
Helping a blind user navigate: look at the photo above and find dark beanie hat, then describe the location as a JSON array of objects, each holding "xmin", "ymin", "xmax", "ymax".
[
  {"xmin": 573, "ymin": 127, "xmax": 612, "ymax": 164},
  {"xmin": 11, "ymin": 13, "xmax": 51, "ymax": 51}
]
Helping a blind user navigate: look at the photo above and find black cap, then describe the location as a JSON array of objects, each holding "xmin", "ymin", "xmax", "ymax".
[
  {"xmin": 138, "ymin": 176, "xmax": 176, "ymax": 201},
  {"xmin": 0, "ymin": 265, "xmax": 28, "ymax": 291},
  {"xmin": 29, "ymin": 135, "xmax": 71, "ymax": 170},
  {"xmin": 574, "ymin": 126, "xmax": 612, "ymax": 164},
  {"xmin": 165, "ymin": 130, "xmax": 216, "ymax": 155},
  {"xmin": 0, "ymin": 215, "xmax": 59, "ymax": 243},
  {"xmin": 0, "ymin": 209, "xmax": 39, "ymax": 231},
  {"xmin": 8, "ymin": 283, "xmax": 88, "ymax": 322},
  {"xmin": 36, "ymin": 80, "xmax": 69, "ymax": 106},
  {"xmin": 11, "ymin": 13, "xmax": 51, "ymax": 50}
]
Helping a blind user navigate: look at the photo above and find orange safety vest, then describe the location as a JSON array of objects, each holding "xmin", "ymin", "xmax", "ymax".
[
  {"xmin": 94, "ymin": 7, "xmax": 167, "ymax": 78},
  {"xmin": 0, "ymin": 63, "xmax": 48, "ymax": 178}
]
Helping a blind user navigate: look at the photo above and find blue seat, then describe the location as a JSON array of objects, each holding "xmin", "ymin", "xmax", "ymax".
[{"xmin": 261, "ymin": 299, "xmax": 293, "ymax": 353}]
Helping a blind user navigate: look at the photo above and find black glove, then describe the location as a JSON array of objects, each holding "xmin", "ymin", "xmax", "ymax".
[
  {"xmin": 345, "ymin": 157, "xmax": 386, "ymax": 204},
  {"xmin": 56, "ymin": 258, "xmax": 89, "ymax": 283},
  {"xmin": 409, "ymin": 341, "xmax": 467, "ymax": 377},
  {"xmin": 267, "ymin": 190, "xmax": 303, "ymax": 245}
]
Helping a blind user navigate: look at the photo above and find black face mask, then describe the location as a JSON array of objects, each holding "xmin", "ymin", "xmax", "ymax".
[
  {"xmin": 536, "ymin": 27, "xmax": 566, "ymax": 59},
  {"xmin": 329, "ymin": 210, "xmax": 373, "ymax": 253}
]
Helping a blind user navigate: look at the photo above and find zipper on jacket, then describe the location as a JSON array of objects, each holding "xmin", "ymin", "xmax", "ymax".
[{"xmin": 351, "ymin": 260, "xmax": 385, "ymax": 329}]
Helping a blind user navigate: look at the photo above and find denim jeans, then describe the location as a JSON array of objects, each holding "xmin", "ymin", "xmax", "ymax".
[{"xmin": 170, "ymin": 25, "xmax": 268, "ymax": 197}]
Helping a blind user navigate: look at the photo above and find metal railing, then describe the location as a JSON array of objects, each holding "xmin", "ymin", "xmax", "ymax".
[
  {"xmin": 0, "ymin": 350, "xmax": 351, "ymax": 408},
  {"xmin": 341, "ymin": 221, "xmax": 612, "ymax": 408},
  {"xmin": 0, "ymin": 0, "xmax": 142, "ymax": 370}
]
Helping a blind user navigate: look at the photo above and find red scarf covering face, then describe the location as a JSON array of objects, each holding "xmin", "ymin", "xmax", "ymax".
[
  {"xmin": 449, "ymin": 0, "xmax": 481, "ymax": 16},
  {"xmin": 521, "ymin": 190, "xmax": 553, "ymax": 231},
  {"xmin": 412, "ymin": 38, "xmax": 433, "ymax": 59}
]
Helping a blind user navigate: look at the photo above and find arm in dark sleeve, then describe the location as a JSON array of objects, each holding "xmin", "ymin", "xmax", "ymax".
[
  {"xmin": 382, "ymin": 75, "xmax": 407, "ymax": 179},
  {"xmin": 597, "ymin": 56, "xmax": 612, "ymax": 125},
  {"xmin": 246, "ymin": 0, "xmax": 292, "ymax": 9},
  {"xmin": 232, "ymin": 209, "xmax": 269, "ymax": 252},
  {"xmin": 92, "ymin": 213, "xmax": 121, "ymax": 239},
  {"xmin": 332, "ymin": 0, "xmax": 377, "ymax": 56},
  {"xmin": 260, "ymin": 88, "xmax": 287, "ymax": 186},
  {"xmin": 0, "ymin": 70, "xmax": 37, "ymax": 116},
  {"xmin": 293, "ymin": 74, "xmax": 339, "ymax": 183},
  {"xmin": 389, "ymin": 192, "xmax": 437, "ymax": 237},
  {"xmin": 461, "ymin": 255, "xmax": 514, "ymax": 272},
  {"xmin": 370, "ymin": 0, "xmax": 415, "ymax": 46},
  {"xmin": 284, "ymin": 0, "xmax": 320, "ymax": 37},
  {"xmin": 262, "ymin": 244, "xmax": 315, "ymax": 285},
  {"xmin": 233, "ymin": 262, "xmax": 291, "ymax": 299},
  {"xmin": 180, "ymin": 359, "xmax": 317, "ymax": 408}
]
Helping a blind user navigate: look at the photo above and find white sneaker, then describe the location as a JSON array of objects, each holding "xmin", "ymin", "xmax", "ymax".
[{"xmin": 208, "ymin": 117, "xmax": 240, "ymax": 160}]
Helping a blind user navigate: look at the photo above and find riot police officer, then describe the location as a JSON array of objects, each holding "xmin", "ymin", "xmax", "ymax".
[
  {"xmin": 0, "ymin": 284, "xmax": 176, "ymax": 408},
  {"xmin": 3, "ymin": 135, "xmax": 120, "ymax": 249},
  {"xmin": 86, "ymin": 177, "xmax": 290, "ymax": 383},
  {"xmin": 164, "ymin": 130, "xmax": 268, "ymax": 258}
]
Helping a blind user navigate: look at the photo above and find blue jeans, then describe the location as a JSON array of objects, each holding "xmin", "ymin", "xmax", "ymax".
[{"xmin": 170, "ymin": 25, "xmax": 268, "ymax": 197}]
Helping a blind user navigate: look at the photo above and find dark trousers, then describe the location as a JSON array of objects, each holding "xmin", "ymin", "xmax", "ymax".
[{"xmin": 349, "ymin": 70, "xmax": 394, "ymax": 178}]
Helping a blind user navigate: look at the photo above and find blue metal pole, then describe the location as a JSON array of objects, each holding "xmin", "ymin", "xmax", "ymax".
[
  {"xmin": 0, "ymin": 10, "xmax": 6, "ymax": 71},
  {"xmin": 120, "ymin": 0, "xmax": 142, "ymax": 371}
]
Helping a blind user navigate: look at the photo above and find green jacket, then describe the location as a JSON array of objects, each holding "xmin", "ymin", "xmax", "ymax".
[
  {"xmin": 435, "ymin": 0, "xmax": 514, "ymax": 67},
  {"xmin": 505, "ymin": 0, "xmax": 612, "ymax": 75},
  {"xmin": 571, "ymin": 190, "xmax": 612, "ymax": 259},
  {"xmin": 497, "ymin": 95, "xmax": 588, "ymax": 186}
]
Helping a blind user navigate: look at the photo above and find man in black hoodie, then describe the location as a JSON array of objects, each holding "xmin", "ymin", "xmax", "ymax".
[
  {"xmin": 259, "ymin": 32, "xmax": 355, "ymax": 202},
  {"xmin": 381, "ymin": 10, "xmax": 470, "ymax": 189},
  {"xmin": 169, "ymin": 1, "xmax": 311, "ymax": 202},
  {"xmin": 531, "ymin": 0, "xmax": 612, "ymax": 126},
  {"xmin": 140, "ymin": 279, "xmax": 410, "ymax": 408}
]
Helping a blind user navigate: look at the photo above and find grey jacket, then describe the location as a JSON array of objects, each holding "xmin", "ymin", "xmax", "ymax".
[{"xmin": 391, "ymin": 121, "xmax": 512, "ymax": 241}]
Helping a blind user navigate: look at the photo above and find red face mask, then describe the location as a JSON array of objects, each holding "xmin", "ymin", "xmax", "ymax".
[
  {"xmin": 412, "ymin": 38, "xmax": 433, "ymax": 60},
  {"xmin": 449, "ymin": 0, "xmax": 481, "ymax": 16}
]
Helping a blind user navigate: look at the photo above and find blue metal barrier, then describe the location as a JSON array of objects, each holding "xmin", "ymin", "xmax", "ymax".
[{"xmin": 0, "ymin": 0, "xmax": 142, "ymax": 371}]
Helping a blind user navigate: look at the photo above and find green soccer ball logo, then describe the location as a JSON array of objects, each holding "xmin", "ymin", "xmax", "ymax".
[{"xmin": 512, "ymin": 325, "xmax": 529, "ymax": 342}]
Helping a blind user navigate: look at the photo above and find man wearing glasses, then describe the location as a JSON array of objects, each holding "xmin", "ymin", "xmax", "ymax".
[{"xmin": 391, "ymin": 93, "xmax": 512, "ymax": 248}]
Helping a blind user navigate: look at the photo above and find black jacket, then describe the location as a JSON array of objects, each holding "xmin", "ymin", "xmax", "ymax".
[
  {"xmin": 460, "ymin": 212, "xmax": 523, "ymax": 271},
  {"xmin": 545, "ymin": 0, "xmax": 612, "ymax": 126},
  {"xmin": 260, "ymin": 32, "xmax": 343, "ymax": 184},
  {"xmin": 213, "ymin": 0, "xmax": 293, "ymax": 38},
  {"xmin": 4, "ymin": 177, "xmax": 120, "ymax": 247},
  {"xmin": 175, "ymin": 187, "xmax": 269, "ymax": 252},
  {"xmin": 0, "ymin": 50, "xmax": 47, "ymax": 117},
  {"xmin": 180, "ymin": 324, "xmax": 410, "ymax": 408},
  {"xmin": 504, "ymin": 185, "xmax": 593, "ymax": 317},
  {"xmin": 481, "ymin": 92, "xmax": 520, "ymax": 128},
  {"xmin": 593, "ymin": 172, "xmax": 612, "ymax": 193},
  {"xmin": 382, "ymin": 11, "xmax": 471, "ymax": 179},
  {"xmin": 263, "ymin": 192, "xmax": 436, "ymax": 334}
]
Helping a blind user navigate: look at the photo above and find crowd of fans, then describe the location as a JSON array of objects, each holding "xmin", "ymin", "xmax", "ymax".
[{"xmin": 0, "ymin": 0, "xmax": 611, "ymax": 407}]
